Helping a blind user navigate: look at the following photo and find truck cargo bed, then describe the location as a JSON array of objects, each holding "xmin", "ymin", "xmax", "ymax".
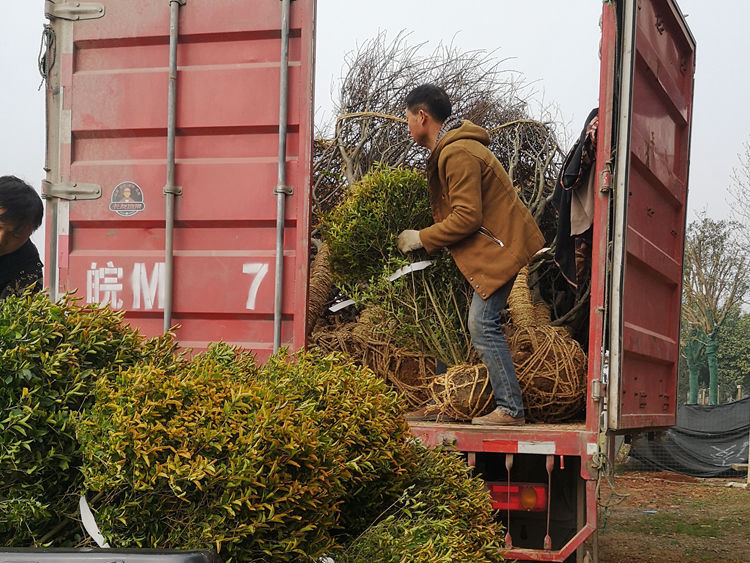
[{"xmin": 409, "ymin": 421, "xmax": 594, "ymax": 459}]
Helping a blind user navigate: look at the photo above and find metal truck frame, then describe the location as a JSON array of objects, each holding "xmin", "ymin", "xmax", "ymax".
[{"xmin": 410, "ymin": 1, "xmax": 695, "ymax": 560}]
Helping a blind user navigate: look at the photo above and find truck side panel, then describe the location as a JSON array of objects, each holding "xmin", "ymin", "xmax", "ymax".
[
  {"xmin": 44, "ymin": 0, "xmax": 316, "ymax": 357},
  {"xmin": 607, "ymin": 0, "xmax": 695, "ymax": 430}
]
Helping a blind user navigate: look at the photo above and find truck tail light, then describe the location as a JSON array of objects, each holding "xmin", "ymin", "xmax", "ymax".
[{"xmin": 486, "ymin": 482, "xmax": 547, "ymax": 512}]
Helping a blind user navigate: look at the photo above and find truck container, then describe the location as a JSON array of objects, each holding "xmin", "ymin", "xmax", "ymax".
[
  {"xmin": 42, "ymin": 0, "xmax": 315, "ymax": 359},
  {"xmin": 42, "ymin": 0, "xmax": 695, "ymax": 561}
]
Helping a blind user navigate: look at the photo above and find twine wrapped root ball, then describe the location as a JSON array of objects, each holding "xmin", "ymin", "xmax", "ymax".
[
  {"xmin": 310, "ymin": 306, "xmax": 391, "ymax": 371},
  {"xmin": 427, "ymin": 364, "xmax": 495, "ymax": 421},
  {"xmin": 351, "ymin": 306, "xmax": 395, "ymax": 342},
  {"xmin": 509, "ymin": 326, "xmax": 587, "ymax": 422},
  {"xmin": 350, "ymin": 306, "xmax": 437, "ymax": 408},
  {"xmin": 383, "ymin": 348, "xmax": 437, "ymax": 409},
  {"xmin": 310, "ymin": 321, "xmax": 363, "ymax": 362},
  {"xmin": 506, "ymin": 266, "xmax": 587, "ymax": 422},
  {"xmin": 311, "ymin": 312, "xmax": 436, "ymax": 409}
]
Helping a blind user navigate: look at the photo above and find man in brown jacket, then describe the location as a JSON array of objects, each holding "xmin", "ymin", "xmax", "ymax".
[{"xmin": 398, "ymin": 84, "xmax": 544, "ymax": 425}]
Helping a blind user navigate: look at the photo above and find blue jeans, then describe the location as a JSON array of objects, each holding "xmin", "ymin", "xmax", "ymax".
[{"xmin": 468, "ymin": 278, "xmax": 524, "ymax": 418}]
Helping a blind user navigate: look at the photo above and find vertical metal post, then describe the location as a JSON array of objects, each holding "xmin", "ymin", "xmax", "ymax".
[
  {"xmin": 576, "ymin": 474, "xmax": 586, "ymax": 563},
  {"xmin": 273, "ymin": 0, "xmax": 293, "ymax": 353},
  {"xmin": 47, "ymin": 200, "xmax": 59, "ymax": 299},
  {"xmin": 544, "ymin": 454, "xmax": 554, "ymax": 550},
  {"xmin": 42, "ymin": 13, "xmax": 64, "ymax": 301},
  {"xmin": 163, "ymin": 0, "xmax": 185, "ymax": 332},
  {"xmin": 504, "ymin": 453, "xmax": 514, "ymax": 548},
  {"xmin": 43, "ymin": 67, "xmax": 59, "ymax": 300}
]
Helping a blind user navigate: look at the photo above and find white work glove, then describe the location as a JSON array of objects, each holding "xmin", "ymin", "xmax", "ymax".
[{"xmin": 397, "ymin": 229, "xmax": 423, "ymax": 253}]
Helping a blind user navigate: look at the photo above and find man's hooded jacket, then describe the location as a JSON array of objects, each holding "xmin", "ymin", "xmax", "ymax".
[{"xmin": 419, "ymin": 120, "xmax": 545, "ymax": 299}]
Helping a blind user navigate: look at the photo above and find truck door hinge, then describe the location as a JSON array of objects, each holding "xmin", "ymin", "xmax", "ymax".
[
  {"xmin": 42, "ymin": 180, "xmax": 102, "ymax": 200},
  {"xmin": 45, "ymin": 1, "xmax": 105, "ymax": 21},
  {"xmin": 599, "ymin": 167, "xmax": 612, "ymax": 194},
  {"xmin": 591, "ymin": 379, "xmax": 603, "ymax": 402}
]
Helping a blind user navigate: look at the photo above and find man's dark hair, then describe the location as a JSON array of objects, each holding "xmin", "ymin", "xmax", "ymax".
[
  {"xmin": 0, "ymin": 176, "xmax": 44, "ymax": 230},
  {"xmin": 405, "ymin": 84, "xmax": 452, "ymax": 122}
]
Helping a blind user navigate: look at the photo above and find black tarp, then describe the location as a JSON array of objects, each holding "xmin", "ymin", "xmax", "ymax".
[{"xmin": 629, "ymin": 397, "xmax": 750, "ymax": 477}]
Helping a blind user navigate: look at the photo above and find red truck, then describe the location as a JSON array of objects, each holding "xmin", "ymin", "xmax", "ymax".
[{"xmin": 41, "ymin": 0, "xmax": 695, "ymax": 561}]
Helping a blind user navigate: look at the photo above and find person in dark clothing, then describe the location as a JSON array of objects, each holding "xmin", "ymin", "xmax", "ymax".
[
  {"xmin": 552, "ymin": 108, "xmax": 599, "ymax": 288},
  {"xmin": 551, "ymin": 109, "xmax": 599, "ymax": 350},
  {"xmin": 0, "ymin": 176, "xmax": 44, "ymax": 301}
]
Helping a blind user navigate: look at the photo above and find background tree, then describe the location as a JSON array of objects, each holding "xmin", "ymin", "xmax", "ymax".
[
  {"xmin": 728, "ymin": 140, "xmax": 750, "ymax": 248},
  {"xmin": 681, "ymin": 215, "xmax": 749, "ymax": 404},
  {"xmin": 717, "ymin": 307, "xmax": 750, "ymax": 400}
]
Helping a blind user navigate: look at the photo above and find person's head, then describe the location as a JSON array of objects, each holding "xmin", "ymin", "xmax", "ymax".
[
  {"xmin": 122, "ymin": 186, "xmax": 132, "ymax": 199},
  {"xmin": 0, "ymin": 175, "xmax": 43, "ymax": 257},
  {"xmin": 405, "ymin": 84, "xmax": 452, "ymax": 149}
]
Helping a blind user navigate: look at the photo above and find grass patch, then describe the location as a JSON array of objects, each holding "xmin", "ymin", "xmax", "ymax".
[
  {"xmin": 611, "ymin": 512, "xmax": 721, "ymax": 538},
  {"xmin": 683, "ymin": 546, "xmax": 725, "ymax": 561},
  {"xmin": 613, "ymin": 463, "xmax": 630, "ymax": 475}
]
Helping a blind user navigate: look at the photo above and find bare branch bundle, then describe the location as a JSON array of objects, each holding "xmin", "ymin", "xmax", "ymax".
[{"xmin": 312, "ymin": 31, "xmax": 564, "ymax": 238}]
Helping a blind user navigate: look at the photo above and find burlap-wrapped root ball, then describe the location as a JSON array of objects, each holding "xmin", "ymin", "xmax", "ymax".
[
  {"xmin": 382, "ymin": 349, "xmax": 437, "ymax": 409},
  {"xmin": 307, "ymin": 242, "xmax": 333, "ymax": 337},
  {"xmin": 311, "ymin": 311, "xmax": 436, "ymax": 409},
  {"xmin": 310, "ymin": 321, "xmax": 363, "ymax": 362},
  {"xmin": 350, "ymin": 307, "xmax": 438, "ymax": 408},
  {"xmin": 509, "ymin": 325, "xmax": 587, "ymax": 422},
  {"xmin": 427, "ymin": 364, "xmax": 494, "ymax": 421}
]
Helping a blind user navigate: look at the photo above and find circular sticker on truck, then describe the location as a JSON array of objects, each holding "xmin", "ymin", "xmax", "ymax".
[{"xmin": 109, "ymin": 181, "xmax": 145, "ymax": 217}]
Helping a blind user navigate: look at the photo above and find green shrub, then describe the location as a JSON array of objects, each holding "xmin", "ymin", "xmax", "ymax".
[
  {"xmin": 321, "ymin": 164, "xmax": 474, "ymax": 365},
  {"xmin": 2, "ymin": 291, "xmax": 501, "ymax": 560},
  {"xmin": 260, "ymin": 351, "xmax": 415, "ymax": 539},
  {"xmin": 321, "ymin": 164, "xmax": 432, "ymax": 290},
  {"xmin": 0, "ymin": 291, "xmax": 177, "ymax": 545},
  {"xmin": 78, "ymin": 347, "xmax": 413, "ymax": 562},
  {"xmin": 340, "ymin": 445, "xmax": 504, "ymax": 563}
]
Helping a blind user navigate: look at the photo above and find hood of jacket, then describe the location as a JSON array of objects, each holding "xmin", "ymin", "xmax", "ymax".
[{"xmin": 429, "ymin": 120, "xmax": 490, "ymax": 165}]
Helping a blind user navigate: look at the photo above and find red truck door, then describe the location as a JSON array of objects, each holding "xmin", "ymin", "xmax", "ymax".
[
  {"xmin": 605, "ymin": 0, "xmax": 696, "ymax": 430},
  {"xmin": 42, "ymin": 0, "xmax": 316, "ymax": 358}
]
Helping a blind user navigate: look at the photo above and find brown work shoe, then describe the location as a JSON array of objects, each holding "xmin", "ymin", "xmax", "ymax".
[{"xmin": 471, "ymin": 408, "xmax": 525, "ymax": 426}]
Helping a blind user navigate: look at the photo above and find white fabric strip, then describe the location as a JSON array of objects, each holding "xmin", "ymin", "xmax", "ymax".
[
  {"xmin": 79, "ymin": 495, "xmax": 110, "ymax": 548},
  {"xmin": 387, "ymin": 260, "xmax": 434, "ymax": 282}
]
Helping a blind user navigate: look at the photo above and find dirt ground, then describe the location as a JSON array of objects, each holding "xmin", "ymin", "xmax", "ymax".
[{"xmin": 594, "ymin": 470, "xmax": 750, "ymax": 562}]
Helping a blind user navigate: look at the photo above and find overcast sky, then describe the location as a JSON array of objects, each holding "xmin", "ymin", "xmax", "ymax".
[{"xmin": 2, "ymin": 0, "xmax": 749, "ymax": 257}]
